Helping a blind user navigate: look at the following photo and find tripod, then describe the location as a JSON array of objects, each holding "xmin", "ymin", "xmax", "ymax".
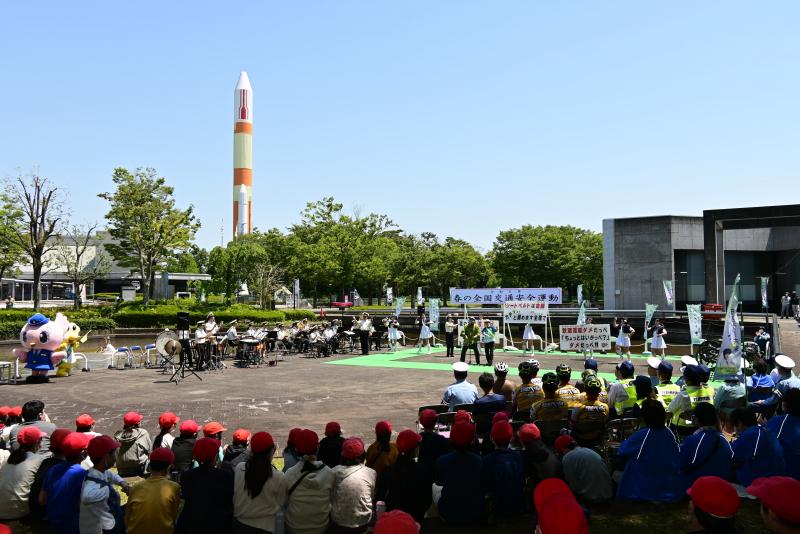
[{"xmin": 170, "ymin": 339, "xmax": 202, "ymax": 384}]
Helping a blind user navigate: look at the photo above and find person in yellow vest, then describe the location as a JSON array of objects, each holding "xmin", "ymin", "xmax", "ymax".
[
  {"xmin": 531, "ymin": 373, "xmax": 570, "ymax": 423},
  {"xmin": 571, "ymin": 375, "xmax": 609, "ymax": 446},
  {"xmin": 513, "ymin": 360, "xmax": 543, "ymax": 414},
  {"xmin": 555, "ymin": 364, "xmax": 581, "ymax": 405},
  {"xmin": 607, "ymin": 361, "xmax": 637, "ymax": 419},
  {"xmin": 655, "ymin": 360, "xmax": 681, "ymax": 409},
  {"xmin": 667, "ymin": 364, "xmax": 715, "ymax": 437}
]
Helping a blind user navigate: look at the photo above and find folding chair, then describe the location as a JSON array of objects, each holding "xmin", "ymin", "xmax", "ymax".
[
  {"xmin": 452, "ymin": 403, "xmax": 475, "ymax": 413},
  {"xmin": 129, "ymin": 346, "xmax": 144, "ymax": 368},
  {"xmin": 144, "ymin": 344, "xmax": 157, "ymax": 366},
  {"xmin": 112, "ymin": 347, "xmax": 133, "ymax": 369},
  {"xmin": 535, "ymin": 418, "xmax": 569, "ymax": 447},
  {"xmin": 512, "ymin": 410, "xmax": 532, "ymax": 423},
  {"xmin": 605, "ymin": 418, "xmax": 640, "ymax": 463}
]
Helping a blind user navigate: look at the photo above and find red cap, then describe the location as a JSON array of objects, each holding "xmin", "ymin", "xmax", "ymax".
[
  {"xmin": 419, "ymin": 409, "xmax": 438, "ymax": 429},
  {"xmin": 537, "ymin": 493, "xmax": 588, "ymax": 534},
  {"xmin": 150, "ymin": 447, "xmax": 175, "ymax": 464},
  {"xmin": 554, "ymin": 435, "xmax": 577, "ymax": 455},
  {"xmin": 492, "ymin": 412, "xmax": 509, "ymax": 425},
  {"xmin": 0, "ymin": 524, "xmax": 10, "ymax": 534},
  {"xmin": 397, "ymin": 429, "xmax": 422, "ymax": 454},
  {"xmin": 158, "ymin": 412, "xmax": 179, "ymax": 429},
  {"xmin": 88, "ymin": 435, "xmax": 121, "ymax": 459},
  {"xmin": 454, "ymin": 410, "xmax": 473, "ymax": 425},
  {"xmin": 192, "ymin": 437, "xmax": 221, "ymax": 462},
  {"xmin": 0, "ymin": 407, "xmax": 10, "ymax": 417},
  {"xmin": 232, "ymin": 428, "xmax": 251, "ymax": 444},
  {"xmin": 123, "ymin": 411, "xmax": 142, "ymax": 427},
  {"xmin": 179, "ymin": 420, "xmax": 199, "ymax": 434},
  {"xmin": 490, "ymin": 421, "xmax": 513, "ymax": 445},
  {"xmin": 17, "ymin": 426, "xmax": 44, "ymax": 446},
  {"xmin": 375, "ymin": 420, "xmax": 392, "ymax": 437},
  {"xmin": 250, "ymin": 432, "xmax": 274, "ymax": 453},
  {"xmin": 341, "ymin": 437, "xmax": 365, "ymax": 460},
  {"xmin": 9, "ymin": 407, "xmax": 22, "ymax": 418},
  {"xmin": 534, "ymin": 478, "xmax": 573, "ymax": 511},
  {"xmin": 747, "ymin": 477, "xmax": 800, "ymax": 524},
  {"xmin": 49, "ymin": 428, "xmax": 72, "ymax": 453},
  {"xmin": 374, "ymin": 509, "xmax": 420, "ymax": 534},
  {"xmin": 287, "ymin": 428, "xmax": 302, "ymax": 446},
  {"xmin": 518, "ymin": 423, "xmax": 541, "ymax": 444},
  {"xmin": 686, "ymin": 476, "xmax": 739, "ymax": 518},
  {"xmin": 61, "ymin": 432, "xmax": 91, "ymax": 457},
  {"xmin": 295, "ymin": 429, "xmax": 320, "ymax": 456},
  {"xmin": 203, "ymin": 421, "xmax": 227, "ymax": 437},
  {"xmin": 75, "ymin": 414, "xmax": 95, "ymax": 427},
  {"xmin": 325, "ymin": 421, "xmax": 342, "ymax": 437},
  {"xmin": 449, "ymin": 421, "xmax": 475, "ymax": 448}
]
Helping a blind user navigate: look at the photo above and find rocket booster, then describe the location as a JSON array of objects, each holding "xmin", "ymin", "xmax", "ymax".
[{"xmin": 233, "ymin": 71, "xmax": 253, "ymax": 238}]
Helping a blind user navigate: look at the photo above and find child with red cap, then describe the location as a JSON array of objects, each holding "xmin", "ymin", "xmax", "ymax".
[
  {"xmin": 171, "ymin": 419, "xmax": 199, "ymax": 475},
  {"xmin": 748, "ymin": 476, "xmax": 800, "ymax": 533},
  {"xmin": 222, "ymin": 428, "xmax": 251, "ymax": 471},
  {"xmin": 125, "ymin": 447, "xmax": 180, "ymax": 534},
  {"xmin": 318, "ymin": 421, "xmax": 345, "ymax": 468},
  {"xmin": 0, "ymin": 426, "xmax": 45, "ymax": 520},
  {"xmin": 534, "ymin": 479, "xmax": 588, "ymax": 534},
  {"xmin": 114, "ymin": 411, "xmax": 152, "ymax": 477},
  {"xmin": 281, "ymin": 428, "xmax": 303, "ymax": 473},
  {"xmin": 152, "ymin": 412, "xmax": 179, "ymax": 450},
  {"xmin": 29, "ymin": 427, "xmax": 72, "ymax": 521},
  {"xmin": 416, "ymin": 409, "xmax": 449, "ymax": 492},
  {"xmin": 481, "ymin": 421, "xmax": 525, "ymax": 520},
  {"xmin": 366, "ymin": 421, "xmax": 398, "ymax": 477},
  {"xmin": 80, "ymin": 435, "xmax": 131, "ymax": 534},
  {"xmin": 233, "ymin": 432, "xmax": 287, "ymax": 534},
  {"xmin": 376, "ymin": 429, "xmax": 430, "ymax": 523},
  {"xmin": 518, "ymin": 423, "xmax": 562, "ymax": 490},
  {"xmin": 175, "ymin": 437, "xmax": 234, "ymax": 534},
  {"xmin": 40, "ymin": 432, "xmax": 91, "ymax": 534},
  {"xmin": 285, "ymin": 429, "xmax": 335, "ymax": 534},
  {"xmin": 374, "ymin": 509, "xmax": 420, "ymax": 534},
  {"xmin": 75, "ymin": 414, "xmax": 100, "ymax": 438},
  {"xmin": 686, "ymin": 476, "xmax": 741, "ymax": 533},
  {"xmin": 434, "ymin": 422, "xmax": 484, "ymax": 525},
  {"xmin": 331, "ymin": 437, "xmax": 376, "ymax": 533}
]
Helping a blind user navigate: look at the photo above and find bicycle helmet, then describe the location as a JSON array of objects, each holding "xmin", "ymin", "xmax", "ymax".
[
  {"xmin": 541, "ymin": 372, "xmax": 559, "ymax": 387},
  {"xmin": 494, "ymin": 361, "xmax": 509, "ymax": 373},
  {"xmin": 527, "ymin": 358, "xmax": 540, "ymax": 369},
  {"xmin": 556, "ymin": 363, "xmax": 572, "ymax": 377},
  {"xmin": 518, "ymin": 361, "xmax": 534, "ymax": 374},
  {"xmin": 584, "ymin": 375, "xmax": 602, "ymax": 391}
]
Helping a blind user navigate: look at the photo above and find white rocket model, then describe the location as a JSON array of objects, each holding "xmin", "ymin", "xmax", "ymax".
[{"xmin": 237, "ymin": 184, "xmax": 249, "ymax": 237}]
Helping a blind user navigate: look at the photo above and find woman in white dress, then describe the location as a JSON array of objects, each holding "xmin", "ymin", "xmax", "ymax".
[
  {"xmin": 386, "ymin": 315, "xmax": 400, "ymax": 352},
  {"xmin": 522, "ymin": 323, "xmax": 535, "ymax": 353},
  {"xmin": 648, "ymin": 318, "xmax": 668, "ymax": 359},
  {"xmin": 416, "ymin": 314, "xmax": 433, "ymax": 353},
  {"xmin": 612, "ymin": 317, "xmax": 635, "ymax": 360}
]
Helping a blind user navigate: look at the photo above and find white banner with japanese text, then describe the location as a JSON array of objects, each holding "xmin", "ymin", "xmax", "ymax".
[
  {"xmin": 503, "ymin": 301, "xmax": 549, "ymax": 324},
  {"xmin": 559, "ymin": 324, "xmax": 612, "ymax": 351},
  {"xmin": 450, "ymin": 287, "xmax": 562, "ymax": 305}
]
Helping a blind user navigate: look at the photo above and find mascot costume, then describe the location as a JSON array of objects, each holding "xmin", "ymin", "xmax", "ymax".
[
  {"xmin": 13, "ymin": 313, "xmax": 68, "ymax": 383},
  {"xmin": 56, "ymin": 321, "xmax": 89, "ymax": 376}
]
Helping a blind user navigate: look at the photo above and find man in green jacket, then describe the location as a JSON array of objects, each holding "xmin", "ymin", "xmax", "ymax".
[{"xmin": 460, "ymin": 317, "xmax": 482, "ymax": 365}]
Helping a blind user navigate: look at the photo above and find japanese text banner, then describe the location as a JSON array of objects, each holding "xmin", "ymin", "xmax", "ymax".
[
  {"xmin": 559, "ymin": 325, "xmax": 611, "ymax": 351},
  {"xmin": 450, "ymin": 288, "xmax": 562, "ymax": 305},
  {"xmin": 503, "ymin": 301, "xmax": 549, "ymax": 324}
]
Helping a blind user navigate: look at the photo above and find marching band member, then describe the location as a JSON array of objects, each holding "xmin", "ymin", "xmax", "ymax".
[
  {"xmin": 356, "ymin": 313, "xmax": 372, "ymax": 355},
  {"xmin": 416, "ymin": 314, "xmax": 433, "ymax": 354}
]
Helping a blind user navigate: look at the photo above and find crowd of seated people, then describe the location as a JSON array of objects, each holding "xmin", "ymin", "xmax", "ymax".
[{"xmin": 0, "ymin": 352, "xmax": 798, "ymax": 532}]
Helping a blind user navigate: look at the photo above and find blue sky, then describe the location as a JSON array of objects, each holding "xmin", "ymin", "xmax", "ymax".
[{"xmin": 2, "ymin": 2, "xmax": 799, "ymax": 252}]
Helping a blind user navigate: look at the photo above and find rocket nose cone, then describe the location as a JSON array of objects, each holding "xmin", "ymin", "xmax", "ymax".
[{"xmin": 235, "ymin": 71, "xmax": 252, "ymax": 90}]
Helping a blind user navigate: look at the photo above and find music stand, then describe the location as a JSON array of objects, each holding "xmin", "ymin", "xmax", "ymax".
[{"xmin": 171, "ymin": 312, "xmax": 201, "ymax": 384}]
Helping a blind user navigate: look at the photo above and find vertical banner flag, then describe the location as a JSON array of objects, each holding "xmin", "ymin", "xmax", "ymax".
[
  {"xmin": 687, "ymin": 304, "xmax": 703, "ymax": 344},
  {"xmin": 416, "ymin": 287, "xmax": 424, "ymax": 305},
  {"xmin": 760, "ymin": 277, "xmax": 769, "ymax": 309},
  {"xmin": 663, "ymin": 280, "xmax": 674, "ymax": 306},
  {"xmin": 386, "ymin": 287, "xmax": 394, "ymax": 305},
  {"xmin": 716, "ymin": 273, "xmax": 742, "ymax": 381},
  {"xmin": 429, "ymin": 298, "xmax": 440, "ymax": 331},
  {"xmin": 645, "ymin": 303, "xmax": 659, "ymax": 325},
  {"xmin": 577, "ymin": 300, "xmax": 586, "ymax": 325},
  {"xmin": 394, "ymin": 296, "xmax": 405, "ymax": 318},
  {"xmin": 293, "ymin": 278, "xmax": 300, "ymax": 305},
  {"xmin": 577, "ymin": 284, "xmax": 584, "ymax": 306}
]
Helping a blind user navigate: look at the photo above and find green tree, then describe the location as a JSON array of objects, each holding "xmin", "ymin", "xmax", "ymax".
[
  {"xmin": 0, "ymin": 196, "xmax": 25, "ymax": 299},
  {"xmin": 207, "ymin": 237, "xmax": 267, "ymax": 303},
  {"xmin": 55, "ymin": 224, "xmax": 112, "ymax": 309},
  {"xmin": 165, "ymin": 252, "xmax": 200, "ymax": 273},
  {"xmin": 98, "ymin": 167, "xmax": 200, "ymax": 305}
]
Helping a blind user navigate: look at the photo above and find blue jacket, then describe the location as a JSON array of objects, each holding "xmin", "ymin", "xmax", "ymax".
[
  {"xmin": 435, "ymin": 450, "xmax": 484, "ymax": 524},
  {"xmin": 767, "ymin": 414, "xmax": 800, "ymax": 480},
  {"xmin": 731, "ymin": 425, "xmax": 785, "ymax": 486},
  {"xmin": 481, "ymin": 449, "xmax": 525, "ymax": 516},
  {"xmin": 679, "ymin": 428, "xmax": 734, "ymax": 489},
  {"xmin": 617, "ymin": 426, "xmax": 682, "ymax": 502}
]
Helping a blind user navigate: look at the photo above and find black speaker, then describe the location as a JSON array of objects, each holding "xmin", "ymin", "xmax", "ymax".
[{"xmin": 177, "ymin": 312, "xmax": 190, "ymax": 332}]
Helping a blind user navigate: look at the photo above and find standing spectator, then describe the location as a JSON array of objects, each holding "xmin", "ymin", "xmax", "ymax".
[
  {"xmin": 29, "ymin": 428, "xmax": 72, "ymax": 522},
  {"xmin": 616, "ymin": 400, "xmax": 682, "ymax": 502},
  {"xmin": 331, "ymin": 437, "xmax": 376, "ymax": 533},
  {"xmin": 366, "ymin": 421, "xmax": 398, "ymax": 477},
  {"xmin": 0, "ymin": 427, "xmax": 46, "ymax": 520},
  {"xmin": 416, "ymin": 410, "xmax": 449, "ymax": 488},
  {"xmin": 518, "ymin": 423, "xmax": 561, "ymax": 489},
  {"xmin": 9, "ymin": 400, "xmax": 56, "ymax": 453},
  {"xmin": 232, "ymin": 432, "xmax": 287, "ymax": 534},
  {"xmin": 114, "ymin": 411, "xmax": 152, "ymax": 477},
  {"xmin": 747, "ymin": 476, "xmax": 800, "ymax": 534},
  {"xmin": 481, "ymin": 421, "xmax": 524, "ymax": 520},
  {"xmin": 767, "ymin": 388, "xmax": 800, "ymax": 479},
  {"xmin": 376, "ymin": 430, "xmax": 428, "ymax": 523},
  {"xmin": 175, "ymin": 437, "xmax": 234, "ymax": 534},
  {"xmin": 223, "ymin": 429, "xmax": 251, "ymax": 471},
  {"xmin": 171, "ymin": 420, "xmax": 198, "ymax": 474},
  {"xmin": 459, "ymin": 317, "xmax": 481, "ymax": 364},
  {"xmin": 442, "ymin": 362, "xmax": 479, "ymax": 410},
  {"xmin": 678, "ymin": 402, "xmax": 734, "ymax": 490},
  {"xmin": 792, "ymin": 291, "xmax": 800, "ymax": 320},
  {"xmin": 434, "ymin": 422, "xmax": 484, "ymax": 525},
  {"xmin": 125, "ymin": 448, "xmax": 180, "ymax": 534},
  {"xmin": 41, "ymin": 432, "xmax": 91, "ymax": 534},
  {"xmin": 730, "ymin": 407, "xmax": 786, "ymax": 487},
  {"xmin": 152, "ymin": 412, "xmax": 179, "ymax": 449},
  {"xmin": 554, "ymin": 435, "xmax": 612, "ymax": 504},
  {"xmin": 492, "ymin": 361, "xmax": 516, "ymax": 402},
  {"xmin": 282, "ymin": 428, "xmax": 303, "ymax": 473},
  {"xmin": 80, "ymin": 435, "xmax": 131, "ymax": 534},
  {"xmin": 781, "ymin": 292, "xmax": 792, "ymax": 319},
  {"xmin": 318, "ymin": 422, "xmax": 345, "ymax": 469},
  {"xmin": 284, "ymin": 429, "xmax": 335, "ymax": 534},
  {"xmin": 686, "ymin": 476, "xmax": 742, "ymax": 533}
]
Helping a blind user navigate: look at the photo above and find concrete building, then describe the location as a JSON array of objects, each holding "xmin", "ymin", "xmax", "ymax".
[{"xmin": 603, "ymin": 205, "xmax": 800, "ymax": 312}]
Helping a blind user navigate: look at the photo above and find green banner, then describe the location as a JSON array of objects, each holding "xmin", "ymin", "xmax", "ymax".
[
  {"xmin": 429, "ymin": 298, "xmax": 440, "ymax": 332},
  {"xmin": 645, "ymin": 303, "xmax": 658, "ymax": 324},
  {"xmin": 716, "ymin": 273, "xmax": 742, "ymax": 380},
  {"xmin": 687, "ymin": 304, "xmax": 703, "ymax": 344}
]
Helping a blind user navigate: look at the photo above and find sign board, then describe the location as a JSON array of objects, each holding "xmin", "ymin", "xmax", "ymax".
[
  {"xmin": 503, "ymin": 301, "xmax": 548, "ymax": 324},
  {"xmin": 449, "ymin": 288, "xmax": 562, "ymax": 305},
  {"xmin": 559, "ymin": 324, "xmax": 611, "ymax": 351},
  {"xmin": 121, "ymin": 286, "xmax": 137, "ymax": 302}
]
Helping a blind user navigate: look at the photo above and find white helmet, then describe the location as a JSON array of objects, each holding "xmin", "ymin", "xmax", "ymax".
[
  {"xmin": 527, "ymin": 358, "xmax": 540, "ymax": 369},
  {"xmin": 494, "ymin": 361, "xmax": 509, "ymax": 373}
]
